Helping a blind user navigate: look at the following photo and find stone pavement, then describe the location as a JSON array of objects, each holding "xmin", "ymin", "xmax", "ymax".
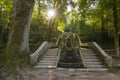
[
  {"xmin": 1, "ymin": 68, "xmax": 120, "ymax": 80},
  {"xmin": 15, "ymin": 69, "xmax": 120, "ymax": 80}
]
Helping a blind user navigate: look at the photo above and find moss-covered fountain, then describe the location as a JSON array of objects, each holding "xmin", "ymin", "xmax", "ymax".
[{"xmin": 56, "ymin": 32, "xmax": 84, "ymax": 68}]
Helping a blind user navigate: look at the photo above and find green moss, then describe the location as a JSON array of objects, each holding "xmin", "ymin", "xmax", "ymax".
[
  {"xmin": 0, "ymin": 55, "xmax": 4, "ymax": 68},
  {"xmin": 58, "ymin": 49, "xmax": 84, "ymax": 68}
]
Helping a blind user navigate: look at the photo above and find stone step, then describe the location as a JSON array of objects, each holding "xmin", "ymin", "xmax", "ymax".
[
  {"xmin": 45, "ymin": 54, "xmax": 57, "ymax": 56},
  {"xmin": 35, "ymin": 65, "xmax": 56, "ymax": 68},
  {"xmin": 81, "ymin": 48, "xmax": 106, "ymax": 70},
  {"xmin": 81, "ymin": 48, "xmax": 93, "ymax": 51},
  {"xmin": 84, "ymin": 68, "xmax": 108, "ymax": 71},
  {"xmin": 84, "ymin": 59, "xmax": 101, "ymax": 62},
  {"xmin": 39, "ymin": 60, "xmax": 56, "ymax": 63},
  {"xmin": 42, "ymin": 56, "xmax": 57, "ymax": 58},
  {"xmin": 87, "ymin": 65, "xmax": 104, "ymax": 68},
  {"xmin": 83, "ymin": 56, "xmax": 99, "ymax": 59},
  {"xmin": 43, "ymin": 56, "xmax": 57, "ymax": 58},
  {"xmin": 37, "ymin": 63, "xmax": 56, "ymax": 66},
  {"xmin": 38, "ymin": 62, "xmax": 56, "ymax": 65},
  {"xmin": 86, "ymin": 62, "xmax": 103, "ymax": 65},
  {"xmin": 82, "ymin": 54, "xmax": 97, "ymax": 56},
  {"xmin": 83, "ymin": 51, "xmax": 96, "ymax": 54},
  {"xmin": 42, "ymin": 57, "xmax": 57, "ymax": 61},
  {"xmin": 82, "ymin": 51, "xmax": 94, "ymax": 53},
  {"xmin": 44, "ymin": 49, "xmax": 58, "ymax": 55},
  {"xmin": 58, "ymin": 68, "xmax": 108, "ymax": 71},
  {"xmin": 35, "ymin": 48, "xmax": 59, "ymax": 69},
  {"xmin": 42, "ymin": 56, "xmax": 57, "ymax": 59}
]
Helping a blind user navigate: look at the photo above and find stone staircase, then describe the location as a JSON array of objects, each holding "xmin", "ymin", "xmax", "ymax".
[
  {"xmin": 35, "ymin": 48, "xmax": 59, "ymax": 68},
  {"xmin": 35, "ymin": 46, "xmax": 108, "ymax": 70},
  {"xmin": 81, "ymin": 48, "xmax": 107, "ymax": 71}
]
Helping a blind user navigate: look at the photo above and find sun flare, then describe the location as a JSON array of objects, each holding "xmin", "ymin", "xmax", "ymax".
[{"xmin": 47, "ymin": 9, "xmax": 56, "ymax": 18}]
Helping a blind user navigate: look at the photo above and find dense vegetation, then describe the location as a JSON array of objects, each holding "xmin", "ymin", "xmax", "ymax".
[{"xmin": 0, "ymin": 0, "xmax": 120, "ymax": 69}]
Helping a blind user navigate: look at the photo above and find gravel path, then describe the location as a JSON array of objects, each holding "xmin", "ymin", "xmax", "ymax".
[{"xmin": 1, "ymin": 68, "xmax": 120, "ymax": 80}]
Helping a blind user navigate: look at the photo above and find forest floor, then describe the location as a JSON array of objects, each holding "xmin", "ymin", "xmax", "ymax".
[
  {"xmin": 112, "ymin": 57, "xmax": 120, "ymax": 67},
  {"xmin": 0, "ymin": 68, "xmax": 120, "ymax": 80}
]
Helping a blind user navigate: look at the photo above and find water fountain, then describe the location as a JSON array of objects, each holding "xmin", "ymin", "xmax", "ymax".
[{"xmin": 56, "ymin": 32, "xmax": 84, "ymax": 68}]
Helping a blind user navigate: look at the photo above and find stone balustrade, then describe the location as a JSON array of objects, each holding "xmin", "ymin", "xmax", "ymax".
[
  {"xmin": 91, "ymin": 42, "xmax": 112, "ymax": 69},
  {"xmin": 30, "ymin": 41, "xmax": 48, "ymax": 65}
]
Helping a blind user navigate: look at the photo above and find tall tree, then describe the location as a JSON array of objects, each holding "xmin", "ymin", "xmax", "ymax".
[
  {"xmin": 6, "ymin": 0, "xmax": 35, "ymax": 69},
  {"xmin": 112, "ymin": 0, "xmax": 120, "ymax": 57},
  {"xmin": 100, "ymin": 0, "xmax": 107, "ymax": 40}
]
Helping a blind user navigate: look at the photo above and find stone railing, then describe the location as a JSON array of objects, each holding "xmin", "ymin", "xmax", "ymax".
[
  {"xmin": 30, "ymin": 41, "xmax": 49, "ymax": 65},
  {"xmin": 56, "ymin": 48, "xmax": 61, "ymax": 66},
  {"xmin": 79, "ymin": 49, "xmax": 87, "ymax": 68},
  {"xmin": 91, "ymin": 42, "xmax": 112, "ymax": 69}
]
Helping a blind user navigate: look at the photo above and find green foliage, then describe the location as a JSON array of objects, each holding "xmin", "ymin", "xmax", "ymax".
[
  {"xmin": 30, "ymin": 0, "xmax": 67, "ymax": 51},
  {"xmin": 0, "ymin": 0, "xmax": 119, "ymax": 53},
  {"xmin": 0, "ymin": 0, "xmax": 12, "ymax": 28},
  {"xmin": 30, "ymin": 15, "xmax": 48, "ymax": 52},
  {"xmin": 29, "ymin": 0, "xmax": 120, "ymax": 51},
  {"xmin": 0, "ymin": 0, "xmax": 12, "ymax": 53}
]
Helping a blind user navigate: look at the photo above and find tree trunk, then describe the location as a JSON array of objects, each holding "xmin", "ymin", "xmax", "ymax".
[
  {"xmin": 101, "ymin": 18, "xmax": 106, "ymax": 40},
  {"xmin": 6, "ymin": 0, "xmax": 34, "ymax": 69},
  {"xmin": 47, "ymin": 18, "xmax": 55, "ymax": 41},
  {"xmin": 38, "ymin": 0, "xmax": 40, "ymax": 15},
  {"xmin": 113, "ymin": 0, "xmax": 120, "ymax": 57},
  {"xmin": 100, "ymin": 0, "xmax": 108, "ymax": 41}
]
